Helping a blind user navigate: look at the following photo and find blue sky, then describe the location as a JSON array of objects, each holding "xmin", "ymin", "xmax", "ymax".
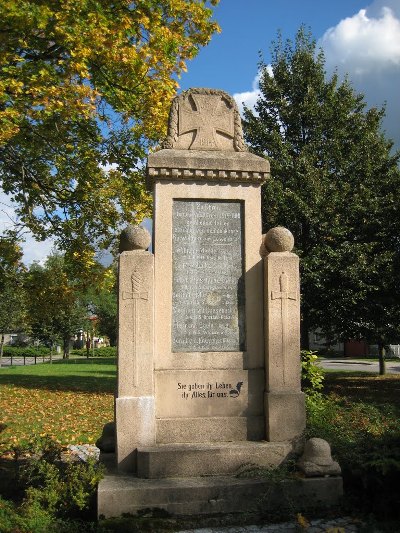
[
  {"xmin": 178, "ymin": 0, "xmax": 399, "ymax": 147},
  {"xmin": 179, "ymin": 0, "xmax": 369, "ymax": 95},
  {"xmin": 1, "ymin": 0, "xmax": 399, "ymax": 263}
]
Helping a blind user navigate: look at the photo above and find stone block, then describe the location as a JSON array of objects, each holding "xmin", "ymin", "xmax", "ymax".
[
  {"xmin": 136, "ymin": 441, "xmax": 293, "ymax": 478},
  {"xmin": 98, "ymin": 474, "xmax": 343, "ymax": 519},
  {"xmin": 156, "ymin": 416, "xmax": 264, "ymax": 443},
  {"xmin": 118, "ymin": 250, "xmax": 154, "ymax": 397},
  {"xmin": 265, "ymin": 391, "xmax": 306, "ymax": 442},
  {"xmin": 115, "ymin": 396, "xmax": 155, "ymax": 472}
]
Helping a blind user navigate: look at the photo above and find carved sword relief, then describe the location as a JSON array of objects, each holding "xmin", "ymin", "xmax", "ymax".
[
  {"xmin": 271, "ymin": 272, "xmax": 297, "ymax": 383},
  {"xmin": 122, "ymin": 270, "xmax": 148, "ymax": 387}
]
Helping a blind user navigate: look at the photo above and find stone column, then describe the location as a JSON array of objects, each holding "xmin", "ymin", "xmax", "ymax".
[
  {"xmin": 115, "ymin": 226, "xmax": 156, "ymax": 472},
  {"xmin": 263, "ymin": 227, "xmax": 306, "ymax": 441}
]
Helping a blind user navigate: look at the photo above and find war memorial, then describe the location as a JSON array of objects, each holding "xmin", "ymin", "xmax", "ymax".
[{"xmin": 97, "ymin": 88, "xmax": 342, "ymax": 518}]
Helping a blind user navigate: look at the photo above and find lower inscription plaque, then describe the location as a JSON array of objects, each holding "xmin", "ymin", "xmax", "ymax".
[{"xmin": 172, "ymin": 200, "xmax": 245, "ymax": 352}]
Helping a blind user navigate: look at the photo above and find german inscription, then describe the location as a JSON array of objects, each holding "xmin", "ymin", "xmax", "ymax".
[{"xmin": 172, "ymin": 200, "xmax": 245, "ymax": 352}]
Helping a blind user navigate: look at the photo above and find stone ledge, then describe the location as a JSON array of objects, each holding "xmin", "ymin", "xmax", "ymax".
[
  {"xmin": 97, "ymin": 474, "xmax": 343, "ymax": 519},
  {"xmin": 137, "ymin": 441, "xmax": 293, "ymax": 478},
  {"xmin": 146, "ymin": 149, "xmax": 270, "ymax": 188}
]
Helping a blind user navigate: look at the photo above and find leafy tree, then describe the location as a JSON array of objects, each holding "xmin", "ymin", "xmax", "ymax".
[
  {"xmin": 86, "ymin": 267, "xmax": 117, "ymax": 346},
  {"xmin": 0, "ymin": 0, "xmax": 219, "ymax": 252},
  {"xmin": 243, "ymin": 28, "xmax": 400, "ymax": 373},
  {"xmin": 0, "ymin": 233, "xmax": 27, "ymax": 366},
  {"xmin": 25, "ymin": 253, "xmax": 88, "ymax": 358}
]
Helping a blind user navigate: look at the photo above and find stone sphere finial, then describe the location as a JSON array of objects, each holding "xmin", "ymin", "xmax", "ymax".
[
  {"xmin": 264, "ymin": 226, "xmax": 294, "ymax": 253},
  {"xmin": 119, "ymin": 225, "xmax": 151, "ymax": 253}
]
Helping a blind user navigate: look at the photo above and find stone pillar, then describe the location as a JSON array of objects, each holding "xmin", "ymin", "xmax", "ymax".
[
  {"xmin": 263, "ymin": 227, "xmax": 306, "ymax": 441},
  {"xmin": 115, "ymin": 226, "xmax": 156, "ymax": 472}
]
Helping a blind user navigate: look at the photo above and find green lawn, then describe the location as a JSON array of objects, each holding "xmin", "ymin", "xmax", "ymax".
[{"xmin": 0, "ymin": 358, "xmax": 116, "ymax": 454}]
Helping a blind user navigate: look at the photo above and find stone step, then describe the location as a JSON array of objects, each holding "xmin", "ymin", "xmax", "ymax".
[
  {"xmin": 136, "ymin": 441, "xmax": 293, "ymax": 478},
  {"xmin": 97, "ymin": 473, "xmax": 343, "ymax": 519}
]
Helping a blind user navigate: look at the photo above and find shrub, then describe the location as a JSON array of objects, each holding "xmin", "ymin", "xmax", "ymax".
[
  {"xmin": 306, "ymin": 391, "xmax": 400, "ymax": 518},
  {"xmin": 71, "ymin": 346, "xmax": 116, "ymax": 358},
  {"xmin": 2, "ymin": 346, "xmax": 51, "ymax": 358},
  {"xmin": 17, "ymin": 436, "xmax": 105, "ymax": 521},
  {"xmin": 301, "ymin": 350, "xmax": 324, "ymax": 395}
]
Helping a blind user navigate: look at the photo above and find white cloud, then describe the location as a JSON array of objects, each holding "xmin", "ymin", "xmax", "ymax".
[
  {"xmin": 319, "ymin": 2, "xmax": 400, "ymax": 147},
  {"xmin": 321, "ymin": 6, "xmax": 400, "ymax": 73},
  {"xmin": 233, "ymin": 73, "xmax": 261, "ymax": 115}
]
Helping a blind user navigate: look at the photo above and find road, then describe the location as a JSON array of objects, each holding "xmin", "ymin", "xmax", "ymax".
[{"xmin": 319, "ymin": 358, "xmax": 400, "ymax": 374}]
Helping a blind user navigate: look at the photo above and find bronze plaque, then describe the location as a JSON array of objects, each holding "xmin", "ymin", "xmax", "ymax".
[{"xmin": 172, "ymin": 200, "xmax": 245, "ymax": 352}]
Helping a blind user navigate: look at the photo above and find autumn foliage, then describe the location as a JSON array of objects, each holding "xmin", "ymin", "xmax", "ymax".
[{"xmin": 0, "ymin": 0, "xmax": 220, "ymax": 251}]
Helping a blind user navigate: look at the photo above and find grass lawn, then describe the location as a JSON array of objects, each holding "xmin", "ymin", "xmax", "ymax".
[
  {"xmin": 324, "ymin": 370, "xmax": 400, "ymax": 409},
  {"xmin": 0, "ymin": 358, "xmax": 116, "ymax": 455}
]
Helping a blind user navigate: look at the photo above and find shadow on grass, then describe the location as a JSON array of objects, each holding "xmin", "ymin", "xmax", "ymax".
[
  {"xmin": 0, "ymin": 358, "xmax": 116, "ymax": 393},
  {"xmin": 324, "ymin": 371, "xmax": 400, "ymax": 412}
]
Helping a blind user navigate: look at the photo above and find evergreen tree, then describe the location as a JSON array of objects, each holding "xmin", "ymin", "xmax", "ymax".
[{"xmin": 243, "ymin": 28, "xmax": 400, "ymax": 372}]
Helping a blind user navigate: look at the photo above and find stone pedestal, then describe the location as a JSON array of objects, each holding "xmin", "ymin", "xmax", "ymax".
[
  {"xmin": 263, "ymin": 232, "xmax": 306, "ymax": 441},
  {"xmin": 116, "ymin": 249, "xmax": 155, "ymax": 472},
  {"xmin": 150, "ymin": 149, "xmax": 268, "ymax": 444}
]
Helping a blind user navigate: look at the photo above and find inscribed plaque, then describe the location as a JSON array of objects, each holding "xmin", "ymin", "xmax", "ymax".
[{"xmin": 172, "ymin": 200, "xmax": 245, "ymax": 352}]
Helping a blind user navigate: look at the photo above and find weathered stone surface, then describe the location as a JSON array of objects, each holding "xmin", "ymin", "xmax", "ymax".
[
  {"xmin": 98, "ymin": 474, "xmax": 343, "ymax": 518},
  {"xmin": 172, "ymin": 200, "xmax": 245, "ymax": 352},
  {"xmin": 163, "ymin": 88, "xmax": 246, "ymax": 152},
  {"xmin": 147, "ymin": 149, "xmax": 270, "ymax": 188},
  {"xmin": 119, "ymin": 225, "xmax": 151, "ymax": 252},
  {"xmin": 264, "ymin": 226, "xmax": 294, "ymax": 253},
  {"xmin": 156, "ymin": 416, "xmax": 265, "ymax": 443},
  {"xmin": 155, "ymin": 369, "xmax": 264, "ymax": 418},
  {"xmin": 264, "ymin": 391, "xmax": 306, "ymax": 442},
  {"xmin": 136, "ymin": 441, "xmax": 293, "ymax": 478},
  {"xmin": 297, "ymin": 438, "xmax": 342, "ymax": 477},
  {"xmin": 116, "ymin": 250, "xmax": 155, "ymax": 472},
  {"xmin": 264, "ymin": 251, "xmax": 301, "ymax": 391},
  {"xmin": 263, "ymin": 235, "xmax": 305, "ymax": 441}
]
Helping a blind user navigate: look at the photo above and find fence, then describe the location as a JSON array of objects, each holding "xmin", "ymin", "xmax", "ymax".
[{"xmin": 0, "ymin": 353, "xmax": 64, "ymax": 367}]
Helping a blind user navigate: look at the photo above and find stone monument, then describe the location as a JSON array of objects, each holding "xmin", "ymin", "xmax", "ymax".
[{"xmin": 98, "ymin": 88, "xmax": 342, "ymax": 518}]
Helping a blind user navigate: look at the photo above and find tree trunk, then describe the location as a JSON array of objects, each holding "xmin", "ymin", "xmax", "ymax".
[
  {"xmin": 63, "ymin": 336, "xmax": 70, "ymax": 359},
  {"xmin": 86, "ymin": 331, "xmax": 90, "ymax": 359},
  {"xmin": 300, "ymin": 314, "xmax": 310, "ymax": 350},
  {"xmin": 378, "ymin": 342, "xmax": 386, "ymax": 375},
  {"xmin": 50, "ymin": 342, "xmax": 53, "ymax": 364},
  {"xmin": 0, "ymin": 333, "xmax": 4, "ymax": 369}
]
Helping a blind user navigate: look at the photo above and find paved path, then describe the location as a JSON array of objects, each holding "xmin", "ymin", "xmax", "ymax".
[
  {"xmin": 178, "ymin": 516, "xmax": 365, "ymax": 532},
  {"xmin": 319, "ymin": 358, "xmax": 400, "ymax": 374}
]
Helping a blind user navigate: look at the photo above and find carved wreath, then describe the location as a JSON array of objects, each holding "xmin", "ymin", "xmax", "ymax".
[{"xmin": 162, "ymin": 88, "xmax": 248, "ymax": 152}]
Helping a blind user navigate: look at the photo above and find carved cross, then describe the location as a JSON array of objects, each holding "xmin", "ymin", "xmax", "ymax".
[
  {"xmin": 122, "ymin": 271, "xmax": 147, "ymax": 386},
  {"xmin": 271, "ymin": 272, "xmax": 297, "ymax": 383},
  {"xmin": 179, "ymin": 94, "xmax": 234, "ymax": 150}
]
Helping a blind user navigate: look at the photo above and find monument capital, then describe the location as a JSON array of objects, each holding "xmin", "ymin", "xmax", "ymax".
[{"xmin": 163, "ymin": 88, "xmax": 247, "ymax": 152}]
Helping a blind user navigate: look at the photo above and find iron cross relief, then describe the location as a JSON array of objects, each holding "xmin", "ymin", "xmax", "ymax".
[{"xmin": 179, "ymin": 94, "xmax": 234, "ymax": 150}]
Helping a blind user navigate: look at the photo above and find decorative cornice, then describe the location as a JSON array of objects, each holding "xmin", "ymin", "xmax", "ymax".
[{"xmin": 147, "ymin": 166, "xmax": 267, "ymax": 184}]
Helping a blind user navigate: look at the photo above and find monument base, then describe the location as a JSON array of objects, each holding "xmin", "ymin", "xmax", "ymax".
[
  {"xmin": 265, "ymin": 392, "xmax": 306, "ymax": 441},
  {"xmin": 98, "ymin": 473, "xmax": 343, "ymax": 519},
  {"xmin": 136, "ymin": 441, "xmax": 292, "ymax": 478}
]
